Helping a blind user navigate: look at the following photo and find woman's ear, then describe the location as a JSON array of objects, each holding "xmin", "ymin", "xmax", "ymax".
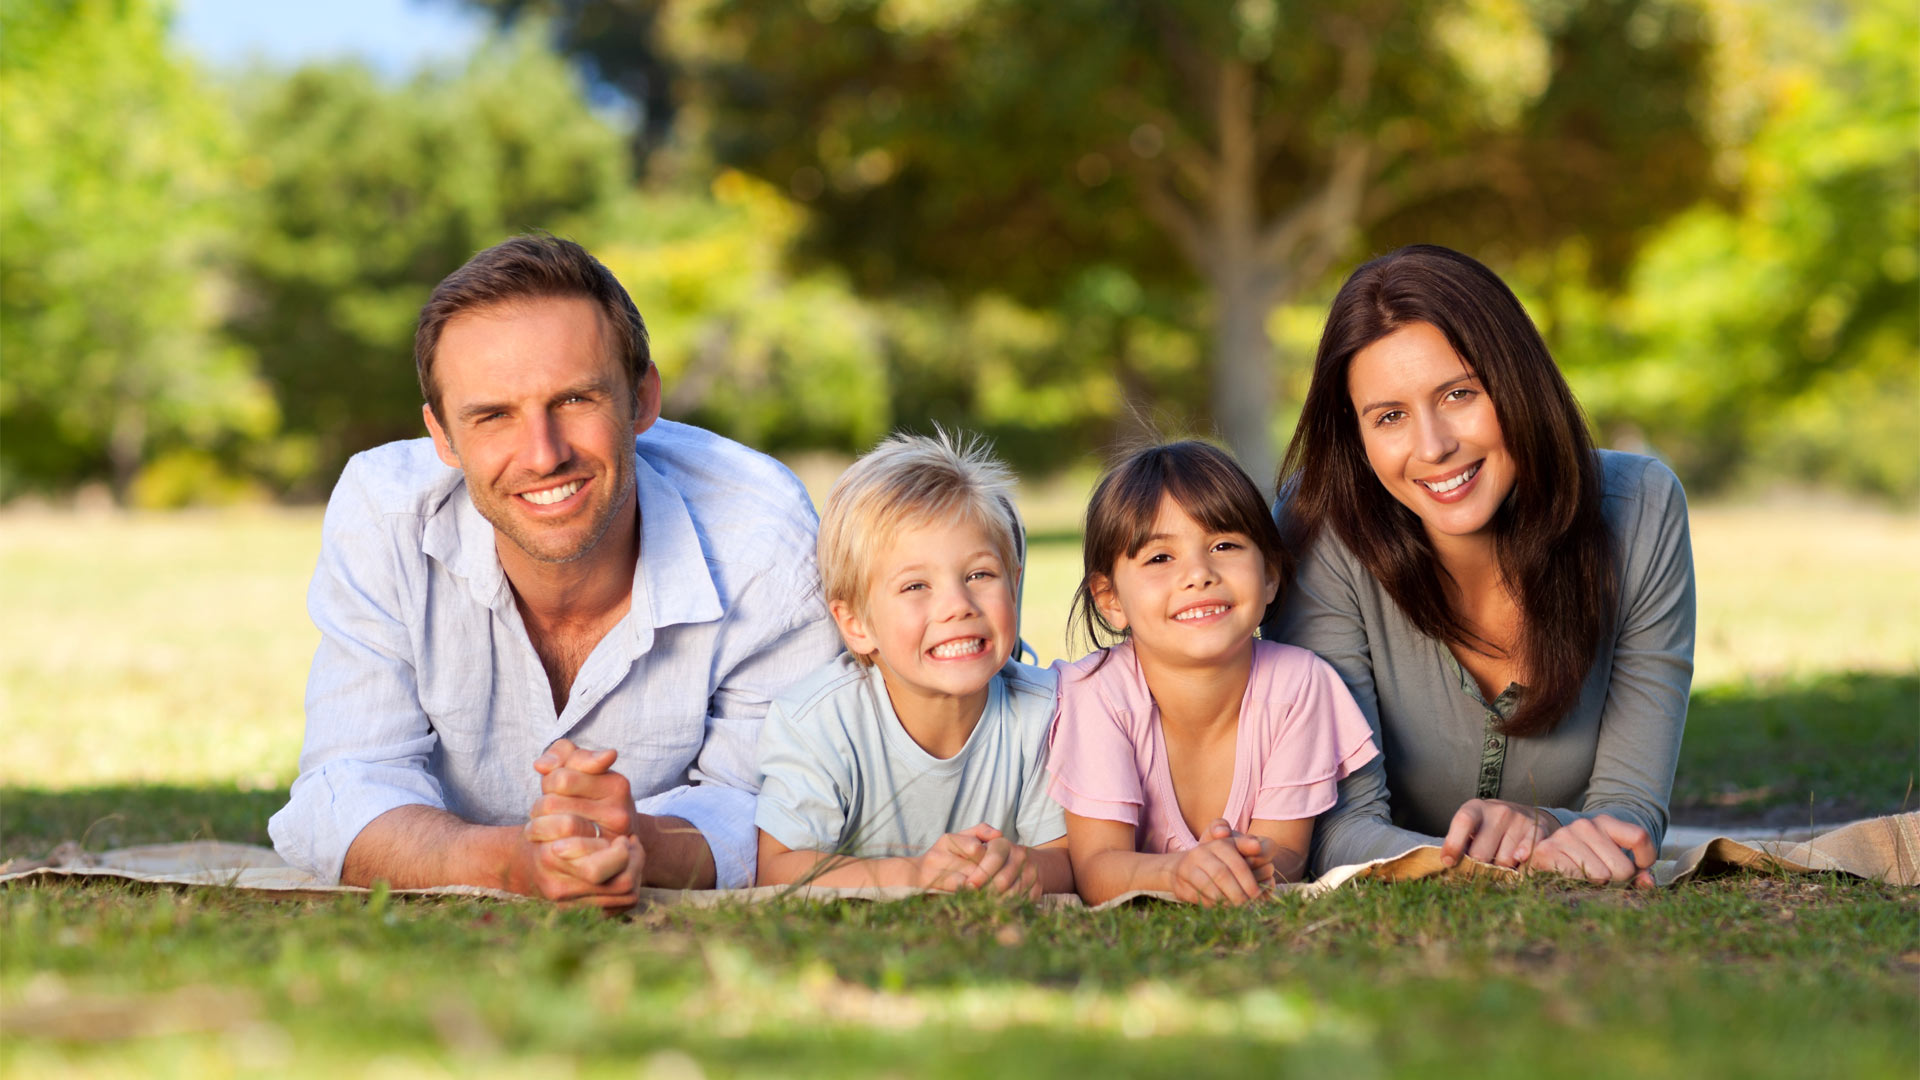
[
  {"xmin": 1088, "ymin": 572, "xmax": 1128, "ymax": 632},
  {"xmin": 828, "ymin": 598, "xmax": 878, "ymax": 659}
]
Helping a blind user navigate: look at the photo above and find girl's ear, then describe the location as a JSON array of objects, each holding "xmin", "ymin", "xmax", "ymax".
[
  {"xmin": 828, "ymin": 598, "xmax": 879, "ymax": 659},
  {"xmin": 1088, "ymin": 572, "xmax": 1128, "ymax": 632}
]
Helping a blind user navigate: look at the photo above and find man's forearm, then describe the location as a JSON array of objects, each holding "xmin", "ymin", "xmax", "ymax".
[
  {"xmin": 340, "ymin": 805, "xmax": 522, "ymax": 891},
  {"xmin": 633, "ymin": 814, "xmax": 717, "ymax": 889}
]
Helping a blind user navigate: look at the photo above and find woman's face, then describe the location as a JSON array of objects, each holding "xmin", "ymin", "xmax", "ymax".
[{"xmin": 1346, "ymin": 321, "xmax": 1515, "ymax": 547}]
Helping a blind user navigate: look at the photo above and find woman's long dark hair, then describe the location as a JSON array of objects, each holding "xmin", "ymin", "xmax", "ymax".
[{"xmin": 1282, "ymin": 245, "xmax": 1615, "ymax": 737}]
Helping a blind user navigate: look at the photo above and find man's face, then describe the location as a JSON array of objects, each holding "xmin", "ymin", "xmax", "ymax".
[{"xmin": 422, "ymin": 296, "xmax": 658, "ymax": 567}]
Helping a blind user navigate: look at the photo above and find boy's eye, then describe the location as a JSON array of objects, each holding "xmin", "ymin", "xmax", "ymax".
[
  {"xmin": 900, "ymin": 582, "xmax": 926, "ymax": 592},
  {"xmin": 966, "ymin": 569, "xmax": 997, "ymax": 582}
]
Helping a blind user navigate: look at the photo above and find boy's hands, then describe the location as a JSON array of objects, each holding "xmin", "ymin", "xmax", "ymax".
[{"xmin": 914, "ymin": 824, "xmax": 1044, "ymax": 899}]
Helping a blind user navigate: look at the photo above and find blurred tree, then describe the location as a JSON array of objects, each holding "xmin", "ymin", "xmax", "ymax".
[
  {"xmin": 1550, "ymin": 0, "xmax": 1918, "ymax": 500},
  {"xmin": 0, "ymin": 0, "xmax": 275, "ymax": 501},
  {"xmin": 223, "ymin": 27, "xmax": 633, "ymax": 494},
  {"xmin": 467, "ymin": 0, "xmax": 1718, "ymax": 480}
]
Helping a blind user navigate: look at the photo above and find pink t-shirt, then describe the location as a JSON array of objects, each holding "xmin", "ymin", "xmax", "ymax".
[{"xmin": 1045, "ymin": 640, "xmax": 1379, "ymax": 854}]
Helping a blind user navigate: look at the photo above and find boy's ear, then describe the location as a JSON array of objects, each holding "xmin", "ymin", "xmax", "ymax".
[
  {"xmin": 828, "ymin": 598, "xmax": 879, "ymax": 659},
  {"xmin": 1088, "ymin": 572, "xmax": 1128, "ymax": 632}
]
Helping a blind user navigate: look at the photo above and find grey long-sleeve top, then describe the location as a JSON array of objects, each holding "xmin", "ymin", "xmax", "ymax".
[{"xmin": 1266, "ymin": 450, "xmax": 1695, "ymax": 877}]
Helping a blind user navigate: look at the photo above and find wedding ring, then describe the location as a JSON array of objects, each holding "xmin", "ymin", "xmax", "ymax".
[{"xmin": 592, "ymin": 821, "xmax": 602, "ymax": 839}]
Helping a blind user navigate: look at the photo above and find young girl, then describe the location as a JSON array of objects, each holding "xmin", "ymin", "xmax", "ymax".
[{"xmin": 1046, "ymin": 441, "xmax": 1379, "ymax": 906}]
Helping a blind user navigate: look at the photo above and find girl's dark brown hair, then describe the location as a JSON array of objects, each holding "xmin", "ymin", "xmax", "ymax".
[
  {"xmin": 1281, "ymin": 244, "xmax": 1615, "ymax": 737},
  {"xmin": 1070, "ymin": 440, "xmax": 1291, "ymax": 658}
]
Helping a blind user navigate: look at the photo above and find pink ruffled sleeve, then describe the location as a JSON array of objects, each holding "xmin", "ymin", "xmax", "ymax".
[
  {"xmin": 1045, "ymin": 656, "xmax": 1146, "ymax": 826},
  {"xmin": 1252, "ymin": 647, "xmax": 1381, "ymax": 822}
]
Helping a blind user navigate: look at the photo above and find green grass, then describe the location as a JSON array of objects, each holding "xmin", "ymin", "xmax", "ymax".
[
  {"xmin": 2, "ymin": 505, "xmax": 1917, "ymax": 1077},
  {"xmin": 5, "ymin": 874, "xmax": 1916, "ymax": 1078}
]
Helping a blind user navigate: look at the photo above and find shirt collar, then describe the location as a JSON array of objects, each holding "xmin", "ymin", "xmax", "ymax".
[{"xmin": 418, "ymin": 448, "xmax": 724, "ymax": 644}]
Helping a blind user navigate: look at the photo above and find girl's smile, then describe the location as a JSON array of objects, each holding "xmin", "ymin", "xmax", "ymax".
[{"xmin": 1092, "ymin": 494, "xmax": 1278, "ymax": 670}]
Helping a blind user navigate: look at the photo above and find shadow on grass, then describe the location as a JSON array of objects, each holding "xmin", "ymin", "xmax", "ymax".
[
  {"xmin": 0, "ymin": 783, "xmax": 284, "ymax": 862},
  {"xmin": 1675, "ymin": 670, "xmax": 1917, "ymax": 826}
]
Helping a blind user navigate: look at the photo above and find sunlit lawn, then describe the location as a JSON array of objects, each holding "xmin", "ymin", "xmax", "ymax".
[{"xmin": 2, "ymin": 497, "xmax": 1916, "ymax": 1077}]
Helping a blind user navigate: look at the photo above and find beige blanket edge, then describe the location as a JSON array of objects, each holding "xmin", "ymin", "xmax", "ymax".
[{"xmin": 3, "ymin": 812, "xmax": 1913, "ymax": 911}]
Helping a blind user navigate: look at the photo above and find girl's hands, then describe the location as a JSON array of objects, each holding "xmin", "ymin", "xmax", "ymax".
[
  {"xmin": 1441, "ymin": 798, "xmax": 1556, "ymax": 869},
  {"xmin": 1171, "ymin": 820, "xmax": 1269, "ymax": 906},
  {"xmin": 1525, "ymin": 814, "xmax": 1656, "ymax": 888}
]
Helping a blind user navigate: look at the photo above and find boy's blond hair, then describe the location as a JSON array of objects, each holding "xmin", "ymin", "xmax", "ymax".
[{"xmin": 819, "ymin": 429, "xmax": 1021, "ymax": 664}]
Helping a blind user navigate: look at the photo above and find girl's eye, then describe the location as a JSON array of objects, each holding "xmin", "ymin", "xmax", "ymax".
[
  {"xmin": 1212, "ymin": 540, "xmax": 1242, "ymax": 553},
  {"xmin": 966, "ymin": 569, "xmax": 997, "ymax": 582},
  {"xmin": 1144, "ymin": 552, "xmax": 1172, "ymax": 564},
  {"xmin": 900, "ymin": 582, "xmax": 926, "ymax": 593}
]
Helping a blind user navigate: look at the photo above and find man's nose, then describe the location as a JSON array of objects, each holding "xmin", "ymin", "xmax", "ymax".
[{"xmin": 520, "ymin": 411, "xmax": 572, "ymax": 476}]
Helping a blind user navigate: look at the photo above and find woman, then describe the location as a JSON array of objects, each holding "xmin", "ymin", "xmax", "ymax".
[{"xmin": 1267, "ymin": 245, "xmax": 1694, "ymax": 886}]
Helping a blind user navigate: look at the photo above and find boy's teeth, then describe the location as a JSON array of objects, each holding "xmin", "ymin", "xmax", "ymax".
[
  {"xmin": 930, "ymin": 638, "xmax": 985, "ymax": 659},
  {"xmin": 1420, "ymin": 463, "xmax": 1479, "ymax": 494},
  {"xmin": 1174, "ymin": 605, "xmax": 1228, "ymax": 621},
  {"xmin": 521, "ymin": 480, "xmax": 582, "ymax": 505}
]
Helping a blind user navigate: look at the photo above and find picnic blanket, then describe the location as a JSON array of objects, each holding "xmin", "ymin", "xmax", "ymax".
[{"xmin": 3, "ymin": 813, "xmax": 1913, "ymax": 909}]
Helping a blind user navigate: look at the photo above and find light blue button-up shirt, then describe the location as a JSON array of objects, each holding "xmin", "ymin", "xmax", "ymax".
[{"xmin": 267, "ymin": 420, "xmax": 842, "ymax": 888}]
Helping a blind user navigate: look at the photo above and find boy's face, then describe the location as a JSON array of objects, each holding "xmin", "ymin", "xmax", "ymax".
[{"xmin": 830, "ymin": 513, "xmax": 1020, "ymax": 719}]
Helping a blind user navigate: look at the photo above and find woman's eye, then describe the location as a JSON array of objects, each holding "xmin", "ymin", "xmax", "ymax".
[
  {"xmin": 1445, "ymin": 388, "xmax": 1475, "ymax": 402},
  {"xmin": 1373, "ymin": 410, "xmax": 1404, "ymax": 427}
]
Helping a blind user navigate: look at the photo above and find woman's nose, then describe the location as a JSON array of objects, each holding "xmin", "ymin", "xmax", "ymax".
[{"xmin": 1414, "ymin": 412, "xmax": 1458, "ymax": 464}]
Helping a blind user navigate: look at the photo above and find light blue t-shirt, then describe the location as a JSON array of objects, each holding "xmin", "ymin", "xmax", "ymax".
[{"xmin": 754, "ymin": 654, "xmax": 1066, "ymax": 857}]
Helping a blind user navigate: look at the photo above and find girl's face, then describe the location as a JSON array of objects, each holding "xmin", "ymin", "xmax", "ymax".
[
  {"xmin": 1092, "ymin": 494, "xmax": 1277, "ymax": 670},
  {"xmin": 1347, "ymin": 321, "xmax": 1516, "ymax": 549}
]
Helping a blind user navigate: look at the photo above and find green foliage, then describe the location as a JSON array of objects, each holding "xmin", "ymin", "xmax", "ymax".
[
  {"xmin": 0, "ymin": 0, "xmax": 276, "ymax": 500},
  {"xmin": 1543, "ymin": 0, "xmax": 1919, "ymax": 500},
  {"xmin": 223, "ymin": 25, "xmax": 634, "ymax": 493}
]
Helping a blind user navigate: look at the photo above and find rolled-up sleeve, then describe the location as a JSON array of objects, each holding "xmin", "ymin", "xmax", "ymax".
[{"xmin": 268, "ymin": 476, "xmax": 445, "ymax": 883}]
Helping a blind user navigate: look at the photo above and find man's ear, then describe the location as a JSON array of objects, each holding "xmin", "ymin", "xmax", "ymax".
[
  {"xmin": 423, "ymin": 403, "xmax": 461, "ymax": 469},
  {"xmin": 631, "ymin": 365, "xmax": 662, "ymax": 437},
  {"xmin": 1089, "ymin": 572, "xmax": 1128, "ymax": 632},
  {"xmin": 828, "ymin": 598, "xmax": 878, "ymax": 659}
]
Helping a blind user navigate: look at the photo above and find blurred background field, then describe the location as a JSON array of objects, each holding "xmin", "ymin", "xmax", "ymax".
[{"xmin": 1, "ymin": 498, "xmax": 1913, "ymax": 815}]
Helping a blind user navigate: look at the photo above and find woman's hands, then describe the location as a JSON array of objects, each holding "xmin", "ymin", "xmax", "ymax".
[
  {"xmin": 1526, "ymin": 815, "xmax": 1656, "ymax": 888},
  {"xmin": 1443, "ymin": 799, "xmax": 1656, "ymax": 887},
  {"xmin": 1441, "ymin": 798, "xmax": 1555, "ymax": 869}
]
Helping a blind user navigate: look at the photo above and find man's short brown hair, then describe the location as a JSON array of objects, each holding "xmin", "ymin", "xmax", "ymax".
[{"xmin": 414, "ymin": 234, "xmax": 650, "ymax": 419}]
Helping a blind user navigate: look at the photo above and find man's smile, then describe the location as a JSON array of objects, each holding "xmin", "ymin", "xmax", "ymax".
[{"xmin": 518, "ymin": 478, "xmax": 586, "ymax": 506}]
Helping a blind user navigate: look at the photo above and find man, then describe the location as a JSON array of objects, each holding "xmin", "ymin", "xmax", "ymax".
[{"xmin": 268, "ymin": 235, "xmax": 840, "ymax": 905}]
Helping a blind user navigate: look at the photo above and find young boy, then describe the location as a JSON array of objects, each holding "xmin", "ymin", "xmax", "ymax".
[{"xmin": 754, "ymin": 431, "xmax": 1072, "ymax": 897}]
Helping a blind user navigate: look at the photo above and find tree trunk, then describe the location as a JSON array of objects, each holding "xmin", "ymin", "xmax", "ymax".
[{"xmin": 1209, "ymin": 273, "xmax": 1278, "ymax": 486}]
